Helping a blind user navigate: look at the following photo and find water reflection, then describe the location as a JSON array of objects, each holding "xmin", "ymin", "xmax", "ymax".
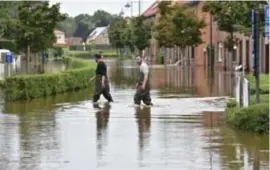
[
  {"xmin": 135, "ymin": 107, "xmax": 151, "ymax": 150},
  {"xmin": 95, "ymin": 103, "xmax": 111, "ymax": 160},
  {"xmin": 109, "ymin": 60, "xmax": 235, "ymax": 97}
]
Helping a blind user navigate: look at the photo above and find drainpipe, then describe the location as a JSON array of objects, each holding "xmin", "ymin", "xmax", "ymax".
[{"xmin": 209, "ymin": 14, "xmax": 213, "ymax": 71}]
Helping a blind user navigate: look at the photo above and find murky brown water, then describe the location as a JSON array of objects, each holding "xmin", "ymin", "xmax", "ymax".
[{"xmin": 0, "ymin": 59, "xmax": 268, "ymax": 170}]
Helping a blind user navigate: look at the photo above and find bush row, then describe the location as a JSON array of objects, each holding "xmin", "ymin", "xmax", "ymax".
[
  {"xmin": 225, "ymin": 74, "xmax": 269, "ymax": 133},
  {"xmin": 4, "ymin": 57, "xmax": 96, "ymax": 101},
  {"xmin": 69, "ymin": 44, "xmax": 115, "ymax": 51},
  {"xmin": 225, "ymin": 103, "xmax": 269, "ymax": 133}
]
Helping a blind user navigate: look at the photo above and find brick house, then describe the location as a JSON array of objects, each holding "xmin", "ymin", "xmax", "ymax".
[{"xmin": 143, "ymin": 0, "xmax": 269, "ymax": 73}]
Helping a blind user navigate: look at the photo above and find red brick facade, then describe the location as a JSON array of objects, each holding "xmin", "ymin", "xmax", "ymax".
[{"xmin": 142, "ymin": 1, "xmax": 269, "ymax": 73}]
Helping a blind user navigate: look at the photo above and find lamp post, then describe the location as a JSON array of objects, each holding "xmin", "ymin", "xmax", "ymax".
[
  {"xmin": 125, "ymin": 2, "xmax": 133, "ymax": 17},
  {"xmin": 124, "ymin": 0, "xmax": 142, "ymax": 17}
]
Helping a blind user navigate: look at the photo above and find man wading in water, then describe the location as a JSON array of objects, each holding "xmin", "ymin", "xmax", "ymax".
[
  {"xmin": 134, "ymin": 55, "xmax": 153, "ymax": 106},
  {"xmin": 93, "ymin": 54, "xmax": 113, "ymax": 103}
]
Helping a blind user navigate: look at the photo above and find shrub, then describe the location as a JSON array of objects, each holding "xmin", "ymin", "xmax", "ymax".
[
  {"xmin": 4, "ymin": 57, "xmax": 96, "ymax": 101},
  {"xmin": 226, "ymin": 98, "xmax": 237, "ymax": 108},
  {"xmin": 226, "ymin": 103, "xmax": 269, "ymax": 133},
  {"xmin": 53, "ymin": 47, "xmax": 64, "ymax": 57}
]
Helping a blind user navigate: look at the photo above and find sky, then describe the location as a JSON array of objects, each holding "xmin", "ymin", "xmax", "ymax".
[{"xmin": 50, "ymin": 0, "xmax": 156, "ymax": 17}]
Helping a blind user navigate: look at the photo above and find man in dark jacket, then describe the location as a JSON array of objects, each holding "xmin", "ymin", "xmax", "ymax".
[{"xmin": 93, "ymin": 54, "xmax": 113, "ymax": 103}]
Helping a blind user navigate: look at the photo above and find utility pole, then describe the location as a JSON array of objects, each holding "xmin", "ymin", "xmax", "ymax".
[
  {"xmin": 138, "ymin": 0, "xmax": 141, "ymax": 15},
  {"xmin": 209, "ymin": 14, "xmax": 213, "ymax": 71}
]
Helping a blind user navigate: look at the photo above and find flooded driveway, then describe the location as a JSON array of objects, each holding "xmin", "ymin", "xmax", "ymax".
[{"xmin": 0, "ymin": 59, "xmax": 268, "ymax": 170}]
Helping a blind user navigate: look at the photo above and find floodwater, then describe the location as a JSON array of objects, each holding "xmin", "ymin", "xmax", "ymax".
[{"xmin": 0, "ymin": 59, "xmax": 268, "ymax": 170}]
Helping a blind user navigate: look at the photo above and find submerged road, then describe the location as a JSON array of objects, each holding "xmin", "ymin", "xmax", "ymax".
[{"xmin": 0, "ymin": 59, "xmax": 268, "ymax": 170}]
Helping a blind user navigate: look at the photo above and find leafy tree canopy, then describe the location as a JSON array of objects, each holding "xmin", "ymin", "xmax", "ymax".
[
  {"xmin": 154, "ymin": 2, "xmax": 206, "ymax": 50},
  {"xmin": 14, "ymin": 1, "xmax": 66, "ymax": 53},
  {"xmin": 202, "ymin": 1, "xmax": 267, "ymax": 49}
]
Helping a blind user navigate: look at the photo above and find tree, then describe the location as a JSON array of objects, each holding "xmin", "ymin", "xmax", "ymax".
[
  {"xmin": 14, "ymin": 1, "xmax": 66, "ymax": 55},
  {"xmin": 131, "ymin": 16, "xmax": 152, "ymax": 55},
  {"xmin": 172, "ymin": 4, "xmax": 206, "ymax": 58},
  {"xmin": 108, "ymin": 18, "xmax": 127, "ymax": 54},
  {"xmin": 154, "ymin": 1, "xmax": 175, "ymax": 48},
  {"xmin": 154, "ymin": 2, "xmax": 206, "ymax": 59},
  {"xmin": 0, "ymin": 1, "xmax": 19, "ymax": 39},
  {"xmin": 202, "ymin": 1, "xmax": 266, "ymax": 50}
]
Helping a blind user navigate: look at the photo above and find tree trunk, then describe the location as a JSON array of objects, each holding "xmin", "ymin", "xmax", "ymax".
[{"xmin": 180, "ymin": 47, "xmax": 185, "ymax": 66}]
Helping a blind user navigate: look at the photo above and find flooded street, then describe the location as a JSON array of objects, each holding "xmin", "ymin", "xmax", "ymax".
[{"xmin": 0, "ymin": 59, "xmax": 268, "ymax": 170}]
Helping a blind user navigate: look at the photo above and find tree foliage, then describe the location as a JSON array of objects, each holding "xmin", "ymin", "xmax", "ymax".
[
  {"xmin": 57, "ymin": 10, "xmax": 122, "ymax": 40},
  {"xmin": 154, "ymin": 2, "xmax": 206, "ymax": 51},
  {"xmin": 108, "ymin": 16, "xmax": 152, "ymax": 55},
  {"xmin": 0, "ymin": 1, "xmax": 19, "ymax": 39},
  {"xmin": 202, "ymin": 1, "xmax": 266, "ymax": 49},
  {"xmin": 108, "ymin": 18, "xmax": 127, "ymax": 49},
  {"xmin": 131, "ymin": 16, "xmax": 152, "ymax": 54},
  {"xmin": 12, "ymin": 1, "xmax": 66, "ymax": 53},
  {"xmin": 153, "ymin": 1, "xmax": 175, "ymax": 48}
]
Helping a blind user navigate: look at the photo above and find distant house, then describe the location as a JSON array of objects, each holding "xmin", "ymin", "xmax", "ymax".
[
  {"xmin": 53, "ymin": 30, "xmax": 69, "ymax": 47},
  {"xmin": 86, "ymin": 26, "xmax": 110, "ymax": 45},
  {"xmin": 66, "ymin": 37, "xmax": 83, "ymax": 45}
]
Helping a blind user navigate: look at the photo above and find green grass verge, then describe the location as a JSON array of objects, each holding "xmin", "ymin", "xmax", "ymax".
[
  {"xmin": 225, "ymin": 73, "xmax": 269, "ymax": 133},
  {"xmin": 4, "ymin": 57, "xmax": 96, "ymax": 101},
  {"xmin": 245, "ymin": 74, "xmax": 269, "ymax": 94},
  {"xmin": 67, "ymin": 50, "xmax": 118, "ymax": 58}
]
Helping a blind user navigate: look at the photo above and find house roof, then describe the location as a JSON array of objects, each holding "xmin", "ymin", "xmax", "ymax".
[
  {"xmin": 142, "ymin": 0, "xmax": 199, "ymax": 17},
  {"xmin": 54, "ymin": 30, "xmax": 64, "ymax": 34},
  {"xmin": 143, "ymin": 0, "xmax": 159, "ymax": 17},
  {"xmin": 87, "ymin": 26, "xmax": 108, "ymax": 41}
]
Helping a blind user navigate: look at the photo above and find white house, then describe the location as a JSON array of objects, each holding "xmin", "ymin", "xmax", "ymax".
[
  {"xmin": 54, "ymin": 30, "xmax": 66, "ymax": 44},
  {"xmin": 86, "ymin": 26, "xmax": 110, "ymax": 45}
]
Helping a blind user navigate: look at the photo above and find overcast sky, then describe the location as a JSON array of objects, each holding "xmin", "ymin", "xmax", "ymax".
[{"xmin": 50, "ymin": 0, "xmax": 155, "ymax": 17}]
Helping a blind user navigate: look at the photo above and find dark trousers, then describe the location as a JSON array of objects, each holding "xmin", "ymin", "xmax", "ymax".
[
  {"xmin": 134, "ymin": 87, "xmax": 152, "ymax": 105},
  {"xmin": 93, "ymin": 78, "xmax": 113, "ymax": 102}
]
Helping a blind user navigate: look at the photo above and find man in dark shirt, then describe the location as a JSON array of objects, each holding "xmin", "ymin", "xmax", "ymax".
[{"xmin": 93, "ymin": 54, "xmax": 113, "ymax": 103}]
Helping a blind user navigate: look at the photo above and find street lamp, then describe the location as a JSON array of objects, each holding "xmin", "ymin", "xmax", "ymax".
[
  {"xmin": 125, "ymin": 2, "xmax": 133, "ymax": 17},
  {"xmin": 124, "ymin": 0, "xmax": 142, "ymax": 17}
]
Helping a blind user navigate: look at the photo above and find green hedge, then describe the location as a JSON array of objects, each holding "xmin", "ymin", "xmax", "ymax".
[
  {"xmin": 4, "ymin": 57, "xmax": 96, "ymax": 101},
  {"xmin": 226, "ymin": 103, "xmax": 269, "ymax": 133},
  {"xmin": 67, "ymin": 50, "xmax": 118, "ymax": 59}
]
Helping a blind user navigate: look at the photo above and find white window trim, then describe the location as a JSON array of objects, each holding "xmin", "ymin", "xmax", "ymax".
[{"xmin": 218, "ymin": 42, "xmax": 223, "ymax": 62}]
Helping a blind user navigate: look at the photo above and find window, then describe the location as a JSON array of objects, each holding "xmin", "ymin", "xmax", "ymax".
[{"xmin": 218, "ymin": 42, "xmax": 223, "ymax": 62}]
